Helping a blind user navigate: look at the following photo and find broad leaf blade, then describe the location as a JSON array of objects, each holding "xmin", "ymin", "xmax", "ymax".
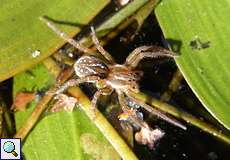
[
  {"xmin": 0, "ymin": 0, "xmax": 108, "ymax": 82},
  {"xmin": 155, "ymin": 0, "xmax": 230, "ymax": 129},
  {"xmin": 22, "ymin": 110, "xmax": 120, "ymax": 160}
]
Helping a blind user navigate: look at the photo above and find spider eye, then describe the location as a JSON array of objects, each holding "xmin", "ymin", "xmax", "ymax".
[{"xmin": 130, "ymin": 84, "xmax": 139, "ymax": 93}]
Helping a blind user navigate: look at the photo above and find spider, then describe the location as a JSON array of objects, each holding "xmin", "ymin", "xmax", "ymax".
[{"xmin": 40, "ymin": 17, "xmax": 186, "ymax": 131}]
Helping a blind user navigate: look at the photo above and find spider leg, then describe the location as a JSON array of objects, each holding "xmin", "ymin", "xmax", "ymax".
[
  {"xmin": 56, "ymin": 76, "xmax": 100, "ymax": 95},
  {"xmin": 125, "ymin": 45, "xmax": 177, "ymax": 68},
  {"xmin": 40, "ymin": 16, "xmax": 93, "ymax": 54},
  {"xmin": 118, "ymin": 92, "xmax": 167, "ymax": 148},
  {"xmin": 118, "ymin": 92, "xmax": 150, "ymax": 129},
  {"xmin": 117, "ymin": 92, "xmax": 132, "ymax": 113},
  {"xmin": 91, "ymin": 90, "xmax": 101, "ymax": 111},
  {"xmin": 90, "ymin": 87, "xmax": 113, "ymax": 119},
  {"xmin": 125, "ymin": 93, "xmax": 187, "ymax": 130},
  {"xmin": 90, "ymin": 26, "xmax": 115, "ymax": 64}
]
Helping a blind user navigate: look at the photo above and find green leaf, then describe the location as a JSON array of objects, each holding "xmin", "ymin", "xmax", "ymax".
[
  {"xmin": 155, "ymin": 0, "xmax": 230, "ymax": 129},
  {"xmin": 23, "ymin": 110, "xmax": 120, "ymax": 160},
  {"xmin": 97, "ymin": 0, "xmax": 149, "ymax": 31},
  {"xmin": 0, "ymin": 0, "xmax": 108, "ymax": 82},
  {"xmin": 13, "ymin": 63, "xmax": 55, "ymax": 126}
]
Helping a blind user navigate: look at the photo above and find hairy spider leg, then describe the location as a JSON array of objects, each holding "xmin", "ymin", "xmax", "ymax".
[
  {"xmin": 125, "ymin": 45, "xmax": 177, "ymax": 68},
  {"xmin": 90, "ymin": 26, "xmax": 115, "ymax": 64},
  {"xmin": 118, "ymin": 95, "xmax": 165, "ymax": 149},
  {"xmin": 92, "ymin": 85, "xmax": 114, "ymax": 107},
  {"xmin": 91, "ymin": 90, "xmax": 101, "ymax": 110},
  {"xmin": 118, "ymin": 92, "xmax": 133, "ymax": 113},
  {"xmin": 118, "ymin": 92, "xmax": 151, "ymax": 129},
  {"xmin": 40, "ymin": 16, "xmax": 93, "ymax": 54},
  {"xmin": 126, "ymin": 93, "xmax": 187, "ymax": 130},
  {"xmin": 55, "ymin": 76, "xmax": 100, "ymax": 94},
  {"xmin": 118, "ymin": 92, "xmax": 147, "ymax": 129}
]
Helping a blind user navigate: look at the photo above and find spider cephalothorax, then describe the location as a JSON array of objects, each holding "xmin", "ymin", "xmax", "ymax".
[{"xmin": 41, "ymin": 17, "xmax": 186, "ymax": 148}]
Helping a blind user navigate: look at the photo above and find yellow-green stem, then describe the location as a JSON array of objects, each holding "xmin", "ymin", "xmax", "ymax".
[
  {"xmin": 130, "ymin": 91, "xmax": 230, "ymax": 144},
  {"xmin": 68, "ymin": 87, "xmax": 138, "ymax": 160}
]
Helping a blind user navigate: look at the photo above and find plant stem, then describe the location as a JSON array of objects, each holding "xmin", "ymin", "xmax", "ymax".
[
  {"xmin": 161, "ymin": 69, "xmax": 184, "ymax": 101},
  {"xmin": 129, "ymin": 91, "xmax": 230, "ymax": 144},
  {"xmin": 68, "ymin": 87, "xmax": 138, "ymax": 160},
  {"xmin": 14, "ymin": 87, "xmax": 56, "ymax": 140},
  {"xmin": 14, "ymin": 67, "xmax": 74, "ymax": 140}
]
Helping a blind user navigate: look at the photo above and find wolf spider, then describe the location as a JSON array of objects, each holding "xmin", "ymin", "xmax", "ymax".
[{"xmin": 41, "ymin": 17, "xmax": 186, "ymax": 134}]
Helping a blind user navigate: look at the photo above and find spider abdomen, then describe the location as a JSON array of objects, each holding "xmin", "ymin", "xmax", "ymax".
[{"xmin": 74, "ymin": 56, "xmax": 109, "ymax": 78}]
